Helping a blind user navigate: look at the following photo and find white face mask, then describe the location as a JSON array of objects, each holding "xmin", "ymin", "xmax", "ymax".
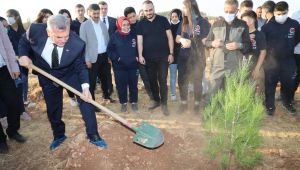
[
  {"xmin": 223, "ymin": 13, "xmax": 236, "ymax": 23},
  {"xmin": 7, "ymin": 17, "xmax": 16, "ymax": 25},
  {"xmin": 275, "ymin": 15, "xmax": 288, "ymax": 24}
]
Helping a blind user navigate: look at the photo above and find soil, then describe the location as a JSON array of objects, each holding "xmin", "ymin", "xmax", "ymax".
[{"xmin": 1, "ymin": 75, "xmax": 300, "ymax": 170}]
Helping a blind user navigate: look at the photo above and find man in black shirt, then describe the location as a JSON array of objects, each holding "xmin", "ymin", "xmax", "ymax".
[
  {"xmin": 137, "ymin": 0, "xmax": 174, "ymax": 116},
  {"xmin": 71, "ymin": 4, "xmax": 87, "ymax": 35}
]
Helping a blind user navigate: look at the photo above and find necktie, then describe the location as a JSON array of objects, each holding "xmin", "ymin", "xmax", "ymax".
[
  {"xmin": 52, "ymin": 44, "xmax": 59, "ymax": 68},
  {"xmin": 103, "ymin": 17, "xmax": 106, "ymax": 25}
]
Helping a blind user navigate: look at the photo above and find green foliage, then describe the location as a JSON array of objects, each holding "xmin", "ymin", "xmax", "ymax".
[{"xmin": 203, "ymin": 60, "xmax": 264, "ymax": 169}]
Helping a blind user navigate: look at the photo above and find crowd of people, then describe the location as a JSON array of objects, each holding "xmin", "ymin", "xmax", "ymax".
[{"xmin": 0, "ymin": 0, "xmax": 299, "ymax": 154}]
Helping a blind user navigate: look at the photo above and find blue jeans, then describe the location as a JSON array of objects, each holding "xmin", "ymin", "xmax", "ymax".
[{"xmin": 169, "ymin": 64, "xmax": 177, "ymax": 96}]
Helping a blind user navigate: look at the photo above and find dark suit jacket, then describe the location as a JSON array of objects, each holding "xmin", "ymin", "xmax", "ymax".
[
  {"xmin": 18, "ymin": 23, "xmax": 88, "ymax": 90},
  {"xmin": 108, "ymin": 16, "xmax": 117, "ymax": 37}
]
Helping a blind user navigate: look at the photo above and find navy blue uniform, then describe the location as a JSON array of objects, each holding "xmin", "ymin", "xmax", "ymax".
[
  {"xmin": 176, "ymin": 16, "xmax": 210, "ymax": 102},
  {"xmin": 262, "ymin": 17, "xmax": 300, "ymax": 110},
  {"xmin": 248, "ymin": 30, "xmax": 267, "ymax": 68},
  {"xmin": 107, "ymin": 31, "xmax": 139, "ymax": 104}
]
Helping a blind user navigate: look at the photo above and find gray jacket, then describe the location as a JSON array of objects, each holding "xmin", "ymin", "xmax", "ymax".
[{"xmin": 80, "ymin": 19, "xmax": 109, "ymax": 63}]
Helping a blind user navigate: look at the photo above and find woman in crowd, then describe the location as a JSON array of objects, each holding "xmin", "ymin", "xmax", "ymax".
[
  {"xmin": 107, "ymin": 17, "xmax": 139, "ymax": 113},
  {"xmin": 34, "ymin": 8, "xmax": 53, "ymax": 23},
  {"xmin": 241, "ymin": 10, "xmax": 266, "ymax": 93},
  {"xmin": 0, "ymin": 22, "xmax": 26, "ymax": 154},
  {"xmin": 169, "ymin": 8, "xmax": 182, "ymax": 101},
  {"xmin": 176, "ymin": 0, "xmax": 210, "ymax": 114},
  {"xmin": 6, "ymin": 9, "xmax": 31, "ymax": 120}
]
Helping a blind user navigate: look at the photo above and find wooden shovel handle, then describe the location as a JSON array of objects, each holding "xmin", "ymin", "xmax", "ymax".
[{"xmin": 30, "ymin": 64, "xmax": 134, "ymax": 129}]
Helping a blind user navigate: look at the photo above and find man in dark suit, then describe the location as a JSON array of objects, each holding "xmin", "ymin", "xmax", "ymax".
[
  {"xmin": 18, "ymin": 15, "xmax": 107, "ymax": 150},
  {"xmin": 98, "ymin": 1, "xmax": 117, "ymax": 98}
]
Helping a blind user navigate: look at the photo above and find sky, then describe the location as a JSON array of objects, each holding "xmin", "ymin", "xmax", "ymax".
[{"xmin": 0, "ymin": 0, "xmax": 299, "ymax": 21}]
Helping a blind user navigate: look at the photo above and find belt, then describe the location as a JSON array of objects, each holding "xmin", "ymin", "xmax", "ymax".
[
  {"xmin": 0, "ymin": 64, "xmax": 6, "ymax": 69},
  {"xmin": 98, "ymin": 52, "xmax": 107, "ymax": 56}
]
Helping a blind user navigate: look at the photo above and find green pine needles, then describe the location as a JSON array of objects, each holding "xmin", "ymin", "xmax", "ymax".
[{"xmin": 203, "ymin": 60, "xmax": 264, "ymax": 169}]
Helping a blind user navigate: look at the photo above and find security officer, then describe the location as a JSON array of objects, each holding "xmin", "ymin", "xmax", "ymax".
[{"xmin": 262, "ymin": 1, "xmax": 300, "ymax": 115}]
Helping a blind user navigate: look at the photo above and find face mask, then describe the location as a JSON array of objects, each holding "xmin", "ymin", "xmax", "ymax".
[
  {"xmin": 223, "ymin": 13, "xmax": 236, "ymax": 23},
  {"xmin": 7, "ymin": 17, "xmax": 16, "ymax": 25},
  {"xmin": 275, "ymin": 15, "xmax": 288, "ymax": 24}
]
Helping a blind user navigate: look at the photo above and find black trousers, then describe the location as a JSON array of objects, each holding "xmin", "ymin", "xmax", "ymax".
[
  {"xmin": 106, "ymin": 61, "xmax": 114, "ymax": 95},
  {"xmin": 89, "ymin": 53, "xmax": 111, "ymax": 100},
  {"xmin": 145, "ymin": 58, "xmax": 169, "ymax": 105},
  {"xmin": 0, "ymin": 66, "xmax": 22, "ymax": 142},
  {"xmin": 265, "ymin": 59, "xmax": 297, "ymax": 109},
  {"xmin": 293, "ymin": 54, "xmax": 300, "ymax": 99},
  {"xmin": 139, "ymin": 64, "xmax": 153, "ymax": 100},
  {"xmin": 40, "ymin": 76, "xmax": 99, "ymax": 140},
  {"xmin": 177, "ymin": 56, "xmax": 205, "ymax": 102}
]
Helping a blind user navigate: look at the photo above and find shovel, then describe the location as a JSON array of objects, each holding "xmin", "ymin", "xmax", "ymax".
[{"xmin": 29, "ymin": 64, "xmax": 164, "ymax": 149}]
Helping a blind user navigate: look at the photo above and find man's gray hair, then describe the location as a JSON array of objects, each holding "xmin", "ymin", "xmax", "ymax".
[
  {"xmin": 47, "ymin": 14, "xmax": 70, "ymax": 31},
  {"xmin": 225, "ymin": 0, "xmax": 239, "ymax": 7}
]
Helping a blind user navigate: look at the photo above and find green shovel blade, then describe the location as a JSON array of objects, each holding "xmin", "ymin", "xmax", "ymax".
[{"xmin": 132, "ymin": 122, "xmax": 164, "ymax": 149}]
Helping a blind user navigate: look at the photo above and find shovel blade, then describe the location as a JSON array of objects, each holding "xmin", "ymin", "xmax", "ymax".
[{"xmin": 132, "ymin": 122, "xmax": 164, "ymax": 149}]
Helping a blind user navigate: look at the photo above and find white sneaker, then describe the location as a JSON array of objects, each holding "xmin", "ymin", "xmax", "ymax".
[
  {"xmin": 0, "ymin": 117, "xmax": 8, "ymax": 129},
  {"xmin": 70, "ymin": 97, "xmax": 78, "ymax": 107},
  {"xmin": 21, "ymin": 112, "xmax": 31, "ymax": 121},
  {"xmin": 171, "ymin": 95, "xmax": 177, "ymax": 101}
]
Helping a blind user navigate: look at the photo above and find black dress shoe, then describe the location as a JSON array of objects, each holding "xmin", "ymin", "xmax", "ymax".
[
  {"xmin": 266, "ymin": 107, "xmax": 275, "ymax": 116},
  {"xmin": 148, "ymin": 101, "xmax": 160, "ymax": 110},
  {"xmin": 282, "ymin": 103, "xmax": 296, "ymax": 115},
  {"xmin": 0, "ymin": 141, "xmax": 9, "ymax": 154},
  {"xmin": 8, "ymin": 132, "xmax": 26, "ymax": 143},
  {"xmin": 105, "ymin": 97, "xmax": 116, "ymax": 103},
  {"xmin": 161, "ymin": 105, "xmax": 170, "ymax": 116},
  {"xmin": 95, "ymin": 107, "xmax": 101, "ymax": 112},
  {"xmin": 88, "ymin": 134, "xmax": 103, "ymax": 142},
  {"xmin": 88, "ymin": 134, "xmax": 107, "ymax": 148}
]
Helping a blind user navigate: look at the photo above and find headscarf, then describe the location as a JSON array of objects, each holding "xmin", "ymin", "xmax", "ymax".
[{"xmin": 116, "ymin": 16, "xmax": 130, "ymax": 36}]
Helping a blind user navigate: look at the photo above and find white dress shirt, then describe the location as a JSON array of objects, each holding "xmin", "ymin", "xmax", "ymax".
[
  {"xmin": 0, "ymin": 53, "xmax": 6, "ymax": 68},
  {"xmin": 41, "ymin": 38, "xmax": 64, "ymax": 67},
  {"xmin": 41, "ymin": 37, "xmax": 89, "ymax": 90},
  {"xmin": 102, "ymin": 16, "xmax": 109, "ymax": 30},
  {"xmin": 92, "ymin": 20, "xmax": 107, "ymax": 54}
]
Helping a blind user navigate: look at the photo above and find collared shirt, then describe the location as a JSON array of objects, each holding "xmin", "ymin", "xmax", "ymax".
[
  {"xmin": 92, "ymin": 20, "xmax": 107, "ymax": 54},
  {"xmin": 101, "ymin": 16, "xmax": 110, "ymax": 30},
  {"xmin": 0, "ymin": 53, "xmax": 6, "ymax": 68},
  {"xmin": 41, "ymin": 37, "xmax": 89, "ymax": 90},
  {"xmin": 41, "ymin": 38, "xmax": 64, "ymax": 68}
]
